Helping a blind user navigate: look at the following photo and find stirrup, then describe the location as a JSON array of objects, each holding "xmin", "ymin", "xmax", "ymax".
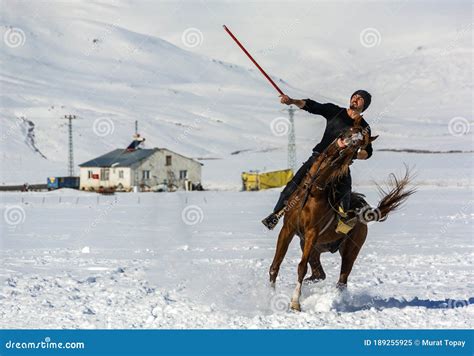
[
  {"xmin": 335, "ymin": 206, "xmax": 356, "ymax": 234},
  {"xmin": 335, "ymin": 216, "xmax": 357, "ymax": 235},
  {"xmin": 337, "ymin": 206, "xmax": 348, "ymax": 218}
]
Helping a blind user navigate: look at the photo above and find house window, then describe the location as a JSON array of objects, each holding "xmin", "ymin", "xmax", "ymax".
[
  {"xmin": 142, "ymin": 170, "xmax": 150, "ymax": 180},
  {"xmin": 119, "ymin": 170, "xmax": 124, "ymax": 179},
  {"xmin": 100, "ymin": 168, "xmax": 109, "ymax": 180},
  {"xmin": 165, "ymin": 155, "xmax": 172, "ymax": 166},
  {"xmin": 179, "ymin": 170, "xmax": 187, "ymax": 179},
  {"xmin": 88, "ymin": 170, "xmax": 93, "ymax": 179}
]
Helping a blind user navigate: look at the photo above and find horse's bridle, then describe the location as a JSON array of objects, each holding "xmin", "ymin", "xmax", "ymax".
[{"xmin": 299, "ymin": 130, "xmax": 366, "ymax": 209}]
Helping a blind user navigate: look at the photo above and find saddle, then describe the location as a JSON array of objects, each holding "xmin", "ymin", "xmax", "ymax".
[
  {"xmin": 317, "ymin": 191, "xmax": 369, "ymax": 253},
  {"xmin": 329, "ymin": 189, "xmax": 369, "ymax": 236}
]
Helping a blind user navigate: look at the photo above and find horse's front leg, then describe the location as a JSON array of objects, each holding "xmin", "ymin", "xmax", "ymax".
[
  {"xmin": 291, "ymin": 229, "xmax": 317, "ymax": 311},
  {"xmin": 269, "ymin": 222, "xmax": 295, "ymax": 287}
]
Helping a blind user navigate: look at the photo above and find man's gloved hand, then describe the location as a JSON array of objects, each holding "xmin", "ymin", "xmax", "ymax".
[
  {"xmin": 337, "ymin": 137, "xmax": 347, "ymax": 148},
  {"xmin": 279, "ymin": 94, "xmax": 292, "ymax": 105}
]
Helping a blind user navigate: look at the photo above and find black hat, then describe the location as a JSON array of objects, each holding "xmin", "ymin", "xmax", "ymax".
[{"xmin": 351, "ymin": 90, "xmax": 372, "ymax": 112}]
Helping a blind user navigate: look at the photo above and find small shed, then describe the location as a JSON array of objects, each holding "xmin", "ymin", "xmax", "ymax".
[{"xmin": 241, "ymin": 169, "xmax": 293, "ymax": 191}]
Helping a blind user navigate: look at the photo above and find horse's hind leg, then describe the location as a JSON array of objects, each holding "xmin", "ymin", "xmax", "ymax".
[
  {"xmin": 337, "ymin": 225, "xmax": 367, "ymax": 289},
  {"xmin": 269, "ymin": 222, "xmax": 295, "ymax": 287},
  {"xmin": 298, "ymin": 239, "xmax": 325, "ymax": 282},
  {"xmin": 306, "ymin": 249, "xmax": 326, "ymax": 282}
]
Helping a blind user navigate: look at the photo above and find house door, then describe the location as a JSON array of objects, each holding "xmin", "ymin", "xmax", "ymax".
[{"xmin": 100, "ymin": 168, "xmax": 110, "ymax": 187}]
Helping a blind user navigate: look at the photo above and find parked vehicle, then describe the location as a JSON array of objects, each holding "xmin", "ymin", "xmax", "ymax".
[{"xmin": 47, "ymin": 176, "xmax": 80, "ymax": 190}]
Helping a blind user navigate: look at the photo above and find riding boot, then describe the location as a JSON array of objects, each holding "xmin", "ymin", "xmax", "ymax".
[
  {"xmin": 262, "ymin": 152, "xmax": 319, "ymax": 230},
  {"xmin": 340, "ymin": 190, "xmax": 352, "ymax": 213},
  {"xmin": 274, "ymin": 179, "xmax": 301, "ymax": 213},
  {"xmin": 261, "ymin": 182, "xmax": 297, "ymax": 230},
  {"xmin": 335, "ymin": 176, "xmax": 356, "ymax": 234},
  {"xmin": 261, "ymin": 210, "xmax": 285, "ymax": 230}
]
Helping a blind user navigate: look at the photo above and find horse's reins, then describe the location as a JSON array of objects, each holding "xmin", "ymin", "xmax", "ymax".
[
  {"xmin": 295, "ymin": 130, "xmax": 366, "ymax": 232},
  {"xmin": 295, "ymin": 140, "xmax": 347, "ymax": 231},
  {"xmin": 301, "ymin": 140, "xmax": 356, "ymax": 203}
]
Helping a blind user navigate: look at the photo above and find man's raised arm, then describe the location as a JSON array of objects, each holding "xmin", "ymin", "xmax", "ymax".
[
  {"xmin": 280, "ymin": 95, "xmax": 306, "ymax": 108},
  {"xmin": 279, "ymin": 95, "xmax": 337, "ymax": 119}
]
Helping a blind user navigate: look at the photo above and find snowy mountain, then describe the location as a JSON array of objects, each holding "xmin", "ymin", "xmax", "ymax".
[{"xmin": 0, "ymin": 1, "xmax": 472, "ymax": 188}]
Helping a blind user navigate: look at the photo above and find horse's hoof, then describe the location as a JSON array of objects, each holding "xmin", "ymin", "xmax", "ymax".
[
  {"xmin": 270, "ymin": 281, "xmax": 276, "ymax": 289},
  {"xmin": 336, "ymin": 282, "xmax": 347, "ymax": 291},
  {"xmin": 290, "ymin": 301, "xmax": 301, "ymax": 312}
]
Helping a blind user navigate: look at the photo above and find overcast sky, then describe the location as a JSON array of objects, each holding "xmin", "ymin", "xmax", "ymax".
[
  {"xmin": 3, "ymin": 0, "xmax": 472, "ymax": 114},
  {"xmin": 100, "ymin": 0, "xmax": 472, "ymax": 83}
]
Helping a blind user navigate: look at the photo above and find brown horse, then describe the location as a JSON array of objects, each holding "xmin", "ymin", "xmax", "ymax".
[{"xmin": 269, "ymin": 126, "xmax": 415, "ymax": 311}]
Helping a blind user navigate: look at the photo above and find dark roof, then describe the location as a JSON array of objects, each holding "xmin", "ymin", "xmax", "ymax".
[
  {"xmin": 78, "ymin": 148, "xmax": 203, "ymax": 167},
  {"xmin": 78, "ymin": 148, "xmax": 158, "ymax": 167}
]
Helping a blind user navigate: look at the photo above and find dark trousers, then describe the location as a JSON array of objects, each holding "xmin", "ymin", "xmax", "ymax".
[
  {"xmin": 335, "ymin": 172, "xmax": 352, "ymax": 212},
  {"xmin": 273, "ymin": 152, "xmax": 352, "ymax": 213}
]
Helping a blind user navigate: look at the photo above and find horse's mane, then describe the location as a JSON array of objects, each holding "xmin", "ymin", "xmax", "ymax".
[
  {"xmin": 313, "ymin": 141, "xmax": 357, "ymax": 186},
  {"xmin": 297, "ymin": 125, "xmax": 366, "ymax": 197},
  {"xmin": 325, "ymin": 157, "xmax": 352, "ymax": 184},
  {"xmin": 321, "ymin": 122, "xmax": 370, "ymax": 184}
]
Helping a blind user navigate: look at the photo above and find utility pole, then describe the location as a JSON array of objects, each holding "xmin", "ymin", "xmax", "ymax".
[
  {"xmin": 283, "ymin": 106, "xmax": 296, "ymax": 172},
  {"xmin": 62, "ymin": 115, "xmax": 77, "ymax": 176},
  {"xmin": 135, "ymin": 120, "xmax": 138, "ymax": 136}
]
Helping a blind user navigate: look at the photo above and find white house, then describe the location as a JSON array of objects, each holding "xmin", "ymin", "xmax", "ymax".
[{"xmin": 78, "ymin": 147, "xmax": 203, "ymax": 192}]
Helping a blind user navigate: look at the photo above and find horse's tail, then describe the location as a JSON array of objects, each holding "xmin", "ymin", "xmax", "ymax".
[{"xmin": 359, "ymin": 165, "xmax": 416, "ymax": 223}]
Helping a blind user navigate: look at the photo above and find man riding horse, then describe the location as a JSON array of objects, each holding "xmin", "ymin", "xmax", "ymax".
[{"xmin": 262, "ymin": 90, "xmax": 373, "ymax": 234}]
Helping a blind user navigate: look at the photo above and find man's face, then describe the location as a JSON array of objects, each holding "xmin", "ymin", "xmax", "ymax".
[{"xmin": 350, "ymin": 94, "xmax": 365, "ymax": 112}]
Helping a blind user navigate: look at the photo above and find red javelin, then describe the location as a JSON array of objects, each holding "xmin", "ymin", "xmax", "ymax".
[{"xmin": 223, "ymin": 25, "xmax": 284, "ymax": 96}]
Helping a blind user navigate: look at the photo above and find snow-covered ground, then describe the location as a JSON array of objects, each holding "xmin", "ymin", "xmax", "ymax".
[{"xmin": 1, "ymin": 187, "xmax": 472, "ymax": 328}]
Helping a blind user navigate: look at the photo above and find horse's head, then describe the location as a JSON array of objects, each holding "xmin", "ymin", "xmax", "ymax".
[
  {"xmin": 337, "ymin": 125, "xmax": 377, "ymax": 158},
  {"xmin": 308, "ymin": 126, "xmax": 378, "ymax": 191}
]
